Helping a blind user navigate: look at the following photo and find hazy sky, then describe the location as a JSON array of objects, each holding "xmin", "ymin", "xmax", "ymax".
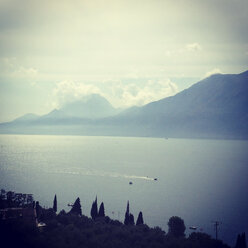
[{"xmin": 0, "ymin": 0, "xmax": 248, "ymax": 122}]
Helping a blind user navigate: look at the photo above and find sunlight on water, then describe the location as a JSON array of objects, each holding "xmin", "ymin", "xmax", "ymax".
[{"xmin": 0, "ymin": 134, "xmax": 248, "ymax": 245}]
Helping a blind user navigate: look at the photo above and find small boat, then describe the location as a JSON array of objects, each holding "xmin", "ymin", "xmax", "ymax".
[
  {"xmin": 189, "ymin": 226, "xmax": 197, "ymax": 230},
  {"xmin": 154, "ymin": 178, "xmax": 158, "ymax": 181},
  {"xmin": 129, "ymin": 182, "xmax": 133, "ymax": 185}
]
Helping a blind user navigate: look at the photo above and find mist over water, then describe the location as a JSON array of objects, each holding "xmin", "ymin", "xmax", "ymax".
[{"xmin": 0, "ymin": 134, "xmax": 247, "ymax": 245}]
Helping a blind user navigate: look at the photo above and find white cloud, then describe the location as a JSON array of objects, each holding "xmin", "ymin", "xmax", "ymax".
[
  {"xmin": 204, "ymin": 68, "xmax": 223, "ymax": 78},
  {"xmin": 186, "ymin": 43, "xmax": 202, "ymax": 52},
  {"xmin": 116, "ymin": 79, "xmax": 178, "ymax": 107},
  {"xmin": 53, "ymin": 80, "xmax": 101, "ymax": 107},
  {"xmin": 12, "ymin": 66, "xmax": 38, "ymax": 78},
  {"xmin": 0, "ymin": 57, "xmax": 38, "ymax": 79},
  {"xmin": 52, "ymin": 78, "xmax": 179, "ymax": 109}
]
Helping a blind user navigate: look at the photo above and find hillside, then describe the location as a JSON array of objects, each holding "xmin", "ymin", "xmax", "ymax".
[{"xmin": 0, "ymin": 71, "xmax": 248, "ymax": 139}]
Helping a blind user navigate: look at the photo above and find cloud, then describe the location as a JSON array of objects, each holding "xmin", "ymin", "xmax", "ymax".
[
  {"xmin": 204, "ymin": 68, "xmax": 223, "ymax": 78},
  {"xmin": 186, "ymin": 43, "xmax": 202, "ymax": 52},
  {"xmin": 52, "ymin": 78, "xmax": 179, "ymax": 109},
  {"xmin": 0, "ymin": 57, "xmax": 38, "ymax": 80},
  {"xmin": 52, "ymin": 80, "xmax": 101, "ymax": 107},
  {"xmin": 12, "ymin": 66, "xmax": 38, "ymax": 78}
]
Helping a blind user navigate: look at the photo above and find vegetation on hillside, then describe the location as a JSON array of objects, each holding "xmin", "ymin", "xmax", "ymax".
[{"xmin": 0, "ymin": 189, "xmax": 246, "ymax": 248}]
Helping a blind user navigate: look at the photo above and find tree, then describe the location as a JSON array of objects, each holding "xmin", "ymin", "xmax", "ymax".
[
  {"xmin": 235, "ymin": 233, "xmax": 247, "ymax": 248},
  {"xmin": 124, "ymin": 201, "xmax": 135, "ymax": 225},
  {"xmin": 91, "ymin": 196, "xmax": 98, "ymax": 220},
  {"xmin": 124, "ymin": 201, "xmax": 130, "ymax": 225},
  {"xmin": 168, "ymin": 216, "xmax": 186, "ymax": 238},
  {"xmin": 35, "ymin": 201, "xmax": 41, "ymax": 219},
  {"xmin": 129, "ymin": 213, "xmax": 134, "ymax": 225},
  {"xmin": 69, "ymin": 197, "xmax": 82, "ymax": 216},
  {"xmin": 136, "ymin": 211, "xmax": 144, "ymax": 225},
  {"xmin": 98, "ymin": 202, "xmax": 105, "ymax": 217},
  {"xmin": 53, "ymin": 194, "xmax": 57, "ymax": 213}
]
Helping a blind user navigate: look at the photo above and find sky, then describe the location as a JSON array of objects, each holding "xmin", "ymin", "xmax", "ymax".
[{"xmin": 0, "ymin": 0, "xmax": 248, "ymax": 122}]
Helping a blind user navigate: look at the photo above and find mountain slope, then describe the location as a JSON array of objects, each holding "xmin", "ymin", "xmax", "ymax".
[
  {"xmin": 0, "ymin": 71, "xmax": 248, "ymax": 139},
  {"xmin": 127, "ymin": 71, "xmax": 248, "ymax": 138},
  {"xmin": 60, "ymin": 94, "xmax": 121, "ymax": 119}
]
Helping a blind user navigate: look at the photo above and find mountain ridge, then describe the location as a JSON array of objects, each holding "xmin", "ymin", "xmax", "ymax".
[{"xmin": 1, "ymin": 70, "xmax": 248, "ymax": 139}]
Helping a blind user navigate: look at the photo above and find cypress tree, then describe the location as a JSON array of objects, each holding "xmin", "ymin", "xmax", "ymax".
[
  {"xmin": 240, "ymin": 233, "xmax": 247, "ymax": 248},
  {"xmin": 53, "ymin": 194, "xmax": 57, "ymax": 213},
  {"xmin": 90, "ymin": 196, "xmax": 98, "ymax": 220},
  {"xmin": 98, "ymin": 202, "xmax": 105, "ymax": 217},
  {"xmin": 235, "ymin": 234, "xmax": 241, "ymax": 248},
  {"xmin": 69, "ymin": 197, "xmax": 82, "ymax": 216},
  {"xmin": 129, "ymin": 213, "xmax": 134, "ymax": 225},
  {"xmin": 124, "ymin": 201, "xmax": 130, "ymax": 225},
  {"xmin": 136, "ymin": 211, "xmax": 144, "ymax": 225}
]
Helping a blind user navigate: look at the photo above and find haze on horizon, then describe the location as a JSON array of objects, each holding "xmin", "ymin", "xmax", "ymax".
[{"xmin": 0, "ymin": 0, "xmax": 248, "ymax": 122}]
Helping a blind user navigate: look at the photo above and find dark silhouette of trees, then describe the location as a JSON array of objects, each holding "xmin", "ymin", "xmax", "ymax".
[
  {"xmin": 124, "ymin": 201, "xmax": 135, "ymax": 225},
  {"xmin": 69, "ymin": 197, "xmax": 82, "ymax": 216},
  {"xmin": 129, "ymin": 213, "xmax": 134, "ymax": 225},
  {"xmin": 124, "ymin": 201, "xmax": 130, "ymax": 225},
  {"xmin": 136, "ymin": 211, "xmax": 144, "ymax": 225},
  {"xmin": 53, "ymin": 194, "xmax": 57, "ymax": 213},
  {"xmin": 168, "ymin": 216, "xmax": 186, "ymax": 237},
  {"xmin": 235, "ymin": 233, "xmax": 247, "ymax": 248},
  {"xmin": 98, "ymin": 202, "xmax": 105, "ymax": 217},
  {"xmin": 35, "ymin": 201, "xmax": 41, "ymax": 219},
  {"xmin": 0, "ymin": 189, "xmax": 232, "ymax": 248},
  {"xmin": 90, "ymin": 197, "xmax": 98, "ymax": 220}
]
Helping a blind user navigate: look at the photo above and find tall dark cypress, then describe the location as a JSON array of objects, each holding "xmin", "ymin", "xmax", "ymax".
[
  {"xmin": 235, "ymin": 233, "xmax": 247, "ymax": 248},
  {"xmin": 124, "ymin": 201, "xmax": 130, "ymax": 225},
  {"xmin": 136, "ymin": 211, "xmax": 144, "ymax": 225},
  {"xmin": 98, "ymin": 202, "xmax": 105, "ymax": 217},
  {"xmin": 90, "ymin": 196, "xmax": 98, "ymax": 220},
  {"xmin": 53, "ymin": 194, "xmax": 57, "ymax": 213}
]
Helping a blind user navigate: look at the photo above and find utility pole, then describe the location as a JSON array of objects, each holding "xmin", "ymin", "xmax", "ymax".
[{"xmin": 212, "ymin": 221, "xmax": 221, "ymax": 240}]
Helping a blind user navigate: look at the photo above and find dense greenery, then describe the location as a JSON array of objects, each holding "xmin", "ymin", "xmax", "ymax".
[
  {"xmin": 53, "ymin": 195, "xmax": 57, "ymax": 213},
  {"xmin": 0, "ymin": 190, "xmax": 245, "ymax": 248}
]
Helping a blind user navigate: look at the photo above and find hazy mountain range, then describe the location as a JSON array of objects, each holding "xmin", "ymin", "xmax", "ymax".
[{"xmin": 1, "ymin": 70, "xmax": 248, "ymax": 139}]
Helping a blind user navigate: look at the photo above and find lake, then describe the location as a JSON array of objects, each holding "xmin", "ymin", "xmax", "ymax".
[{"xmin": 0, "ymin": 134, "xmax": 247, "ymax": 245}]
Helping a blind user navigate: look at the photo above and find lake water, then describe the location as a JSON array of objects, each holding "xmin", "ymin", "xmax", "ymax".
[{"xmin": 0, "ymin": 134, "xmax": 247, "ymax": 245}]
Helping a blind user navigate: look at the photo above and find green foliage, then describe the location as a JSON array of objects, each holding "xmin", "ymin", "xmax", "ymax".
[
  {"xmin": 40, "ymin": 208, "xmax": 56, "ymax": 222},
  {"xmin": 69, "ymin": 197, "xmax": 82, "ymax": 216},
  {"xmin": 0, "ymin": 212, "xmax": 231, "ymax": 248},
  {"xmin": 90, "ymin": 197, "xmax": 98, "ymax": 220},
  {"xmin": 0, "ymin": 190, "xmax": 232, "ymax": 248},
  {"xmin": 124, "ymin": 201, "xmax": 135, "ymax": 225},
  {"xmin": 168, "ymin": 216, "xmax": 186, "ymax": 238},
  {"xmin": 129, "ymin": 214, "xmax": 134, "ymax": 225},
  {"xmin": 35, "ymin": 201, "xmax": 42, "ymax": 219},
  {"xmin": 98, "ymin": 202, "xmax": 105, "ymax": 217},
  {"xmin": 136, "ymin": 211, "xmax": 144, "ymax": 225},
  {"xmin": 235, "ymin": 233, "xmax": 247, "ymax": 248},
  {"xmin": 53, "ymin": 195, "xmax": 57, "ymax": 213}
]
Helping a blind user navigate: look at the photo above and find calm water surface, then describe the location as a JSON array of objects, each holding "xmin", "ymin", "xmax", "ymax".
[{"xmin": 0, "ymin": 134, "xmax": 247, "ymax": 245}]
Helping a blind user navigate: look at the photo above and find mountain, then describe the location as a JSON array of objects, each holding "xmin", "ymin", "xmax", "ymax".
[
  {"xmin": 0, "ymin": 71, "xmax": 248, "ymax": 139},
  {"xmin": 12, "ymin": 113, "xmax": 40, "ymax": 123},
  {"xmin": 60, "ymin": 94, "xmax": 121, "ymax": 119},
  {"xmin": 118, "ymin": 70, "xmax": 248, "ymax": 139}
]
